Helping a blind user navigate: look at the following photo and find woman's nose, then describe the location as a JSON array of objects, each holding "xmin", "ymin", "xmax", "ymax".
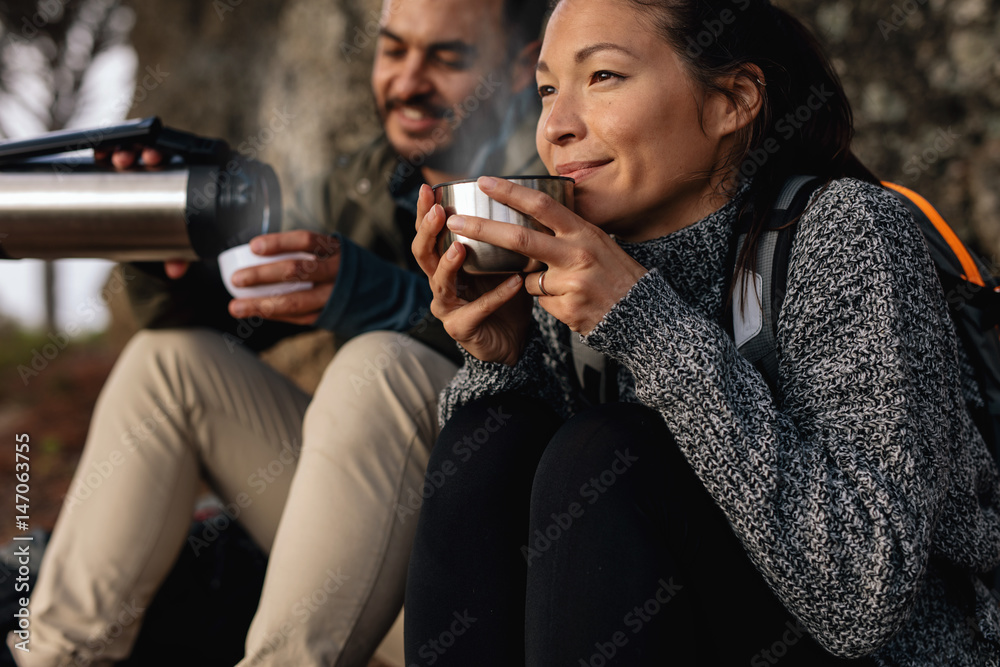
[{"xmin": 542, "ymin": 95, "xmax": 583, "ymax": 145}]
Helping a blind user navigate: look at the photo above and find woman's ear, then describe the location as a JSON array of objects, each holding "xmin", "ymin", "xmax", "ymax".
[
  {"xmin": 704, "ymin": 64, "xmax": 765, "ymax": 140},
  {"xmin": 510, "ymin": 39, "xmax": 542, "ymax": 94}
]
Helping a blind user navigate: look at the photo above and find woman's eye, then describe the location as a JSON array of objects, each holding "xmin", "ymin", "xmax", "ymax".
[
  {"xmin": 591, "ymin": 71, "xmax": 624, "ymax": 84},
  {"xmin": 538, "ymin": 84, "xmax": 556, "ymax": 98}
]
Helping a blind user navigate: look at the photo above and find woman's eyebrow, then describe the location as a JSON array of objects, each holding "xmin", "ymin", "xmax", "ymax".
[
  {"xmin": 574, "ymin": 42, "xmax": 637, "ymax": 63},
  {"xmin": 537, "ymin": 42, "xmax": 637, "ymax": 73}
]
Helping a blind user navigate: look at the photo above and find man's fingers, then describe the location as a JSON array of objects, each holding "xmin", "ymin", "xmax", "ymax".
[
  {"xmin": 231, "ymin": 255, "xmax": 337, "ymax": 288},
  {"xmin": 111, "ymin": 150, "xmax": 138, "ymax": 170},
  {"xmin": 164, "ymin": 260, "xmax": 190, "ymax": 279},
  {"xmin": 249, "ymin": 231, "xmax": 340, "ymax": 259},
  {"xmin": 228, "ymin": 284, "xmax": 332, "ymax": 321},
  {"xmin": 107, "ymin": 145, "xmax": 165, "ymax": 170},
  {"xmin": 141, "ymin": 147, "xmax": 165, "ymax": 166}
]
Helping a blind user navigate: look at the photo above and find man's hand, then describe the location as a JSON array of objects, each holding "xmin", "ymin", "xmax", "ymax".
[
  {"xmin": 96, "ymin": 146, "xmax": 191, "ymax": 279},
  {"xmin": 97, "ymin": 147, "xmax": 341, "ymax": 325},
  {"xmin": 227, "ymin": 231, "xmax": 341, "ymax": 326}
]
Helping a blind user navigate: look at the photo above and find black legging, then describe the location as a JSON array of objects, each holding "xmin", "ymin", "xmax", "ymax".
[{"xmin": 404, "ymin": 393, "xmax": 877, "ymax": 666}]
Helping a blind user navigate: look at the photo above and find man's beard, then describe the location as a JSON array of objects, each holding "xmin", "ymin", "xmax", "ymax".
[
  {"xmin": 383, "ymin": 93, "xmax": 506, "ymax": 176},
  {"xmin": 426, "ymin": 107, "xmax": 505, "ymax": 175}
]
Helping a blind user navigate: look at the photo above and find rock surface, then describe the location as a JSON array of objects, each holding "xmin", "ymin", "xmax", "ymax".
[{"xmin": 784, "ymin": 0, "xmax": 999, "ymax": 264}]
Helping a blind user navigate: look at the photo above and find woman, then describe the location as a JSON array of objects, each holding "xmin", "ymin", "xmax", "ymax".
[{"xmin": 407, "ymin": 0, "xmax": 1000, "ymax": 664}]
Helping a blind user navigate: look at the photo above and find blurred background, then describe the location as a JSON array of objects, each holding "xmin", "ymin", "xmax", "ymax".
[
  {"xmin": 0, "ymin": 0, "xmax": 997, "ymax": 593},
  {"xmin": 0, "ymin": 0, "xmax": 996, "ymax": 664}
]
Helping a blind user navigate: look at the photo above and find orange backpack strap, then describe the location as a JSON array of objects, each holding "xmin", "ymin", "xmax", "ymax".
[
  {"xmin": 882, "ymin": 181, "xmax": 989, "ymax": 287},
  {"xmin": 881, "ymin": 181, "xmax": 1000, "ymax": 465}
]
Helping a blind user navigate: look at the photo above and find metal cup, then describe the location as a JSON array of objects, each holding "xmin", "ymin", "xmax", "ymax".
[{"xmin": 434, "ymin": 176, "xmax": 574, "ymax": 274}]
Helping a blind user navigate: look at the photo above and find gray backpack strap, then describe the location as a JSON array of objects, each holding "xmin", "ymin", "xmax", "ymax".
[
  {"xmin": 731, "ymin": 175, "xmax": 822, "ymax": 392},
  {"xmin": 732, "ymin": 231, "xmax": 781, "ymax": 383}
]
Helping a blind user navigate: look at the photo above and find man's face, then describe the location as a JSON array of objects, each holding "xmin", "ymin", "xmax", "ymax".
[{"xmin": 371, "ymin": 0, "xmax": 514, "ymax": 174}]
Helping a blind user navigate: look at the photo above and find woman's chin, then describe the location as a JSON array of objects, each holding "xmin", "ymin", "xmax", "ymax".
[{"xmin": 574, "ymin": 199, "xmax": 620, "ymax": 234}]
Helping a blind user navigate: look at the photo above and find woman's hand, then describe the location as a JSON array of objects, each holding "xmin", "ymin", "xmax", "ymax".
[
  {"xmin": 412, "ymin": 184, "xmax": 533, "ymax": 366},
  {"xmin": 449, "ymin": 177, "xmax": 648, "ymax": 335}
]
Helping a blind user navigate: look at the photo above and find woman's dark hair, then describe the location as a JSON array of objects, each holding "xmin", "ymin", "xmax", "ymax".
[
  {"xmin": 503, "ymin": 0, "xmax": 550, "ymax": 51},
  {"xmin": 551, "ymin": 0, "xmax": 879, "ymax": 279}
]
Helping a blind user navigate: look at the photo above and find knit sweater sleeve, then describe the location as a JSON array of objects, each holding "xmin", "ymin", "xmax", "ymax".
[
  {"xmin": 439, "ymin": 302, "xmax": 579, "ymax": 425},
  {"xmin": 583, "ymin": 179, "xmax": 987, "ymax": 657}
]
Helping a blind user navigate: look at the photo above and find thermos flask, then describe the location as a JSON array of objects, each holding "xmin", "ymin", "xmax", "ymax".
[{"xmin": 0, "ymin": 117, "xmax": 281, "ymax": 262}]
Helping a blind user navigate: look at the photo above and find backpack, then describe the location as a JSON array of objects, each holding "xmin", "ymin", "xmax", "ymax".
[{"xmin": 727, "ymin": 176, "xmax": 1000, "ymax": 463}]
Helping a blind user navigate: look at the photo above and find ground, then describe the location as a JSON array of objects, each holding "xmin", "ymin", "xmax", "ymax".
[{"xmin": 0, "ymin": 330, "xmax": 114, "ymax": 546}]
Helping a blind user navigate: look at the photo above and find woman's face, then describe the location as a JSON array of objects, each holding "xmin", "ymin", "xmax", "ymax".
[{"xmin": 536, "ymin": 0, "xmax": 733, "ymax": 241}]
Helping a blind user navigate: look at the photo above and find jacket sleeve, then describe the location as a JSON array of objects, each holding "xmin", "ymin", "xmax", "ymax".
[
  {"xmin": 312, "ymin": 234, "xmax": 432, "ymax": 338},
  {"xmin": 582, "ymin": 180, "xmax": 1000, "ymax": 657}
]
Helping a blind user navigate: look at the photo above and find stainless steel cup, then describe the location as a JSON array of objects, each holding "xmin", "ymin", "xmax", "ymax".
[{"xmin": 434, "ymin": 176, "xmax": 573, "ymax": 274}]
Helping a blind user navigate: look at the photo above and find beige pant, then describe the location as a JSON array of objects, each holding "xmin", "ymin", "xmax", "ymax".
[{"xmin": 12, "ymin": 328, "xmax": 456, "ymax": 667}]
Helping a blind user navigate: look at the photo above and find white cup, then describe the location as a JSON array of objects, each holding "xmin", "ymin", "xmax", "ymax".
[{"xmin": 218, "ymin": 243, "xmax": 315, "ymax": 299}]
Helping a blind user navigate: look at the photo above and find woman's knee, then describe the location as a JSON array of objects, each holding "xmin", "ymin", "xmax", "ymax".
[
  {"xmin": 535, "ymin": 403, "xmax": 667, "ymax": 476},
  {"xmin": 419, "ymin": 394, "xmax": 560, "ymax": 520},
  {"xmin": 530, "ymin": 402, "xmax": 672, "ymax": 514}
]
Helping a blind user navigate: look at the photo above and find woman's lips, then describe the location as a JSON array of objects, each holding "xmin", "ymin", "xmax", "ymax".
[{"xmin": 556, "ymin": 159, "xmax": 612, "ymax": 184}]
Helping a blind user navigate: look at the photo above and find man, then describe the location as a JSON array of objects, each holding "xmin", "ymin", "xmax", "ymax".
[{"xmin": 12, "ymin": 0, "xmax": 544, "ymax": 664}]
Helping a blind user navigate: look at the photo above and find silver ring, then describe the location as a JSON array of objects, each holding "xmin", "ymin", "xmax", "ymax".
[{"xmin": 537, "ymin": 270, "xmax": 551, "ymax": 296}]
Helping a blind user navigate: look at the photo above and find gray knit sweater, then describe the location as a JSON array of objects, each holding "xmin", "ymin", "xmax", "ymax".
[{"xmin": 439, "ymin": 178, "xmax": 1000, "ymax": 664}]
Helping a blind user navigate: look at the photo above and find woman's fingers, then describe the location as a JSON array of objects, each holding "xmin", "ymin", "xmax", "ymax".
[
  {"xmin": 413, "ymin": 199, "xmax": 448, "ymax": 278},
  {"xmin": 439, "ymin": 175, "xmax": 583, "ymax": 266},
  {"xmin": 446, "ymin": 274, "xmax": 524, "ymax": 339},
  {"xmin": 429, "ymin": 241, "xmax": 469, "ymax": 313},
  {"xmin": 445, "ymin": 213, "xmax": 560, "ymax": 265},
  {"xmin": 430, "ymin": 241, "xmax": 519, "ymax": 320},
  {"xmin": 476, "ymin": 176, "xmax": 578, "ymax": 235},
  {"xmin": 523, "ymin": 269, "xmax": 558, "ymax": 299},
  {"xmin": 415, "ymin": 183, "xmax": 434, "ymax": 231},
  {"xmin": 430, "ymin": 241, "xmax": 523, "ymax": 334}
]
